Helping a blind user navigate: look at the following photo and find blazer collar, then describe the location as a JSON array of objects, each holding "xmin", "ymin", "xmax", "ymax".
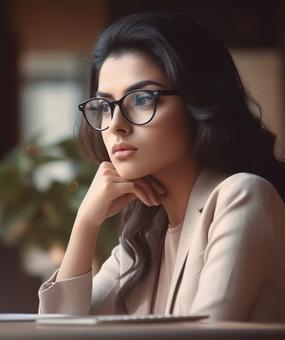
[
  {"xmin": 190, "ymin": 166, "xmax": 228, "ymax": 212},
  {"xmin": 165, "ymin": 166, "xmax": 228, "ymax": 313}
]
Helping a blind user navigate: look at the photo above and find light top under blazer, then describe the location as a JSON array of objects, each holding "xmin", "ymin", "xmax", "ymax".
[{"xmin": 38, "ymin": 167, "xmax": 285, "ymax": 321}]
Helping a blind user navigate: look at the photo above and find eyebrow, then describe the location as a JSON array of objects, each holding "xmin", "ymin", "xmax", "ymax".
[{"xmin": 96, "ymin": 80, "xmax": 166, "ymax": 98}]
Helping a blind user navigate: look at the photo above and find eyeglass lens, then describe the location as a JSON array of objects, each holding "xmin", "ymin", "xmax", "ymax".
[{"xmin": 84, "ymin": 90, "xmax": 156, "ymax": 130}]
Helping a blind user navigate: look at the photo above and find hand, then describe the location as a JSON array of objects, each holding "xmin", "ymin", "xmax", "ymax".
[{"xmin": 76, "ymin": 161, "xmax": 166, "ymax": 231}]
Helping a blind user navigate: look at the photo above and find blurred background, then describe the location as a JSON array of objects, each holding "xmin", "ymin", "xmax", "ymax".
[{"xmin": 0, "ymin": 0, "xmax": 284, "ymax": 312}]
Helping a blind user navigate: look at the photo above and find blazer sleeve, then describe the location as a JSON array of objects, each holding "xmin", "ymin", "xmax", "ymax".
[
  {"xmin": 189, "ymin": 173, "xmax": 284, "ymax": 321},
  {"xmin": 38, "ymin": 244, "xmax": 121, "ymax": 315}
]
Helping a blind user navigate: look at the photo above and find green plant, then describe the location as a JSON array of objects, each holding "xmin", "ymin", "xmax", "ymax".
[{"xmin": 0, "ymin": 136, "xmax": 118, "ymax": 263}]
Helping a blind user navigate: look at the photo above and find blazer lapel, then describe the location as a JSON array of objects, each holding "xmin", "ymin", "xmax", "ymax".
[
  {"xmin": 165, "ymin": 167, "xmax": 228, "ymax": 314},
  {"xmin": 165, "ymin": 195, "xmax": 201, "ymax": 314}
]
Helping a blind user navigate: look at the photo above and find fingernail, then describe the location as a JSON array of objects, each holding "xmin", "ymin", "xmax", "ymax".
[{"xmin": 158, "ymin": 187, "xmax": 166, "ymax": 194}]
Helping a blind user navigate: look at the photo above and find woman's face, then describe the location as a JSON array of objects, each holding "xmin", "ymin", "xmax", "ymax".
[{"xmin": 98, "ymin": 52, "xmax": 194, "ymax": 180}]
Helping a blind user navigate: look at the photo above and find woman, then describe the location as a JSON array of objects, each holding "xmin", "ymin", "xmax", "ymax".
[{"xmin": 38, "ymin": 12, "xmax": 285, "ymax": 321}]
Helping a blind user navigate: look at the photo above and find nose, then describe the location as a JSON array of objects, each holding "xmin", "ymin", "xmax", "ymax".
[{"xmin": 108, "ymin": 104, "xmax": 132, "ymax": 135}]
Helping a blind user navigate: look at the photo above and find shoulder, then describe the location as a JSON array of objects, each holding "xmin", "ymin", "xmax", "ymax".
[
  {"xmin": 202, "ymin": 172, "xmax": 285, "ymax": 238},
  {"xmin": 198, "ymin": 173, "xmax": 285, "ymax": 256},
  {"xmin": 190, "ymin": 167, "xmax": 283, "ymax": 214},
  {"xmin": 211, "ymin": 172, "xmax": 283, "ymax": 207},
  {"xmin": 198, "ymin": 171, "xmax": 285, "ymax": 234},
  {"xmin": 219, "ymin": 172, "xmax": 275, "ymax": 189}
]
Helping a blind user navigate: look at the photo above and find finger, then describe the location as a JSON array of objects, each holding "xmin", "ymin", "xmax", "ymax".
[
  {"xmin": 99, "ymin": 163, "xmax": 163, "ymax": 206},
  {"xmin": 145, "ymin": 176, "xmax": 166, "ymax": 195},
  {"xmin": 102, "ymin": 175, "xmax": 159, "ymax": 206},
  {"xmin": 100, "ymin": 161, "xmax": 117, "ymax": 170},
  {"xmin": 107, "ymin": 193, "xmax": 137, "ymax": 217},
  {"xmin": 115, "ymin": 182, "xmax": 154, "ymax": 206},
  {"xmin": 132, "ymin": 178, "xmax": 162, "ymax": 205},
  {"xmin": 100, "ymin": 167, "xmax": 121, "ymax": 179}
]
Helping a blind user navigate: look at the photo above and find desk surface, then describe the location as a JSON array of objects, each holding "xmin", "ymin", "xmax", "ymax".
[{"xmin": 0, "ymin": 321, "xmax": 285, "ymax": 340}]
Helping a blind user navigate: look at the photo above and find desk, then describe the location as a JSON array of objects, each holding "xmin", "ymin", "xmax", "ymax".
[{"xmin": 0, "ymin": 321, "xmax": 285, "ymax": 339}]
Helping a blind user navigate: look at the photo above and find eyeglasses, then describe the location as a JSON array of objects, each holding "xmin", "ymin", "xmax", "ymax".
[{"xmin": 78, "ymin": 89, "xmax": 180, "ymax": 131}]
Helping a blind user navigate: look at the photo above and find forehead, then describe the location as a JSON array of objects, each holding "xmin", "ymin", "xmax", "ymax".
[{"xmin": 97, "ymin": 52, "xmax": 171, "ymax": 95}]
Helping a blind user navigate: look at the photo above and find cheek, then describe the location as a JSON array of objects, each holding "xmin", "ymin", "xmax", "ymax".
[
  {"xmin": 101, "ymin": 108, "xmax": 193, "ymax": 180},
  {"xmin": 101, "ymin": 133, "xmax": 112, "ymax": 158},
  {"xmin": 155, "ymin": 108, "xmax": 192, "ymax": 154},
  {"xmin": 152, "ymin": 123, "xmax": 191, "ymax": 162},
  {"xmin": 137, "ymin": 117, "xmax": 192, "ymax": 175}
]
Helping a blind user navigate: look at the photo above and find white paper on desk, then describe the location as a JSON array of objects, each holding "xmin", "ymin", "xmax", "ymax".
[
  {"xmin": 37, "ymin": 314, "xmax": 208, "ymax": 325},
  {"xmin": 0, "ymin": 314, "xmax": 69, "ymax": 322}
]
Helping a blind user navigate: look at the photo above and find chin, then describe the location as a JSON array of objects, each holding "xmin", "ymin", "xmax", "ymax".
[{"xmin": 115, "ymin": 163, "xmax": 150, "ymax": 181}]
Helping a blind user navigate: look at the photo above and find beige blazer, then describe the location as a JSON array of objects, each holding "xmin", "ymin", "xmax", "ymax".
[{"xmin": 38, "ymin": 167, "xmax": 285, "ymax": 321}]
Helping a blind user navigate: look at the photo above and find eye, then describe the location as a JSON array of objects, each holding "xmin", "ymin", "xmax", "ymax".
[
  {"xmin": 133, "ymin": 93, "xmax": 154, "ymax": 107},
  {"xmin": 87, "ymin": 105, "xmax": 100, "ymax": 112},
  {"xmin": 100, "ymin": 103, "xmax": 110, "ymax": 113},
  {"xmin": 87, "ymin": 100, "xmax": 110, "ymax": 114}
]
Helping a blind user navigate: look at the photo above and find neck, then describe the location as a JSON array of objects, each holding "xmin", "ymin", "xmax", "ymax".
[{"xmin": 152, "ymin": 158, "xmax": 201, "ymax": 227}]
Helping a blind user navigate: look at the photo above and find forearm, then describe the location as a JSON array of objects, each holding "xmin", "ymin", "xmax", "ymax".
[{"xmin": 56, "ymin": 217, "xmax": 100, "ymax": 281}]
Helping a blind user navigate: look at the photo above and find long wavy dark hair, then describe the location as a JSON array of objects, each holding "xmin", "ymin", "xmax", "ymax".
[{"xmin": 79, "ymin": 11, "xmax": 285, "ymax": 313}]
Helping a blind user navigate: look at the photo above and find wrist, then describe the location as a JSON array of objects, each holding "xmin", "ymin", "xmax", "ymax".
[{"xmin": 73, "ymin": 213, "xmax": 101, "ymax": 236}]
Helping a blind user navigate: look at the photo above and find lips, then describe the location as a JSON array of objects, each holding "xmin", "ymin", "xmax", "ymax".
[{"xmin": 111, "ymin": 142, "xmax": 138, "ymax": 154}]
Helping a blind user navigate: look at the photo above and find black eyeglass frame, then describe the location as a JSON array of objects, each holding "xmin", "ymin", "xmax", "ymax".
[{"xmin": 78, "ymin": 89, "xmax": 180, "ymax": 131}]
